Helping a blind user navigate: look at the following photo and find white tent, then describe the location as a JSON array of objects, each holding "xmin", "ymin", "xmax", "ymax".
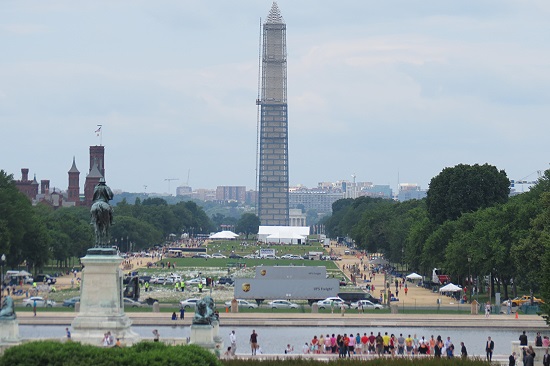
[
  {"xmin": 439, "ymin": 283, "xmax": 462, "ymax": 292},
  {"xmin": 209, "ymin": 231, "xmax": 239, "ymax": 240},
  {"xmin": 258, "ymin": 226, "xmax": 309, "ymax": 244},
  {"xmin": 406, "ymin": 272, "xmax": 423, "ymax": 280}
]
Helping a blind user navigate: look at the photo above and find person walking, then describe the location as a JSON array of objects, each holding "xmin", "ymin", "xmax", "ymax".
[
  {"xmin": 180, "ymin": 306, "xmax": 185, "ymax": 320},
  {"xmin": 460, "ymin": 342, "xmax": 467, "ymax": 358},
  {"xmin": 230, "ymin": 330, "xmax": 237, "ymax": 356},
  {"xmin": 33, "ymin": 299, "xmax": 37, "ymax": 317},
  {"xmin": 250, "ymin": 330, "xmax": 258, "ymax": 355},
  {"xmin": 152, "ymin": 329, "xmax": 160, "ymax": 342},
  {"xmin": 66, "ymin": 328, "xmax": 71, "ymax": 341},
  {"xmin": 486, "ymin": 336, "xmax": 494, "ymax": 362},
  {"xmin": 180, "ymin": 280, "xmax": 185, "ymax": 292}
]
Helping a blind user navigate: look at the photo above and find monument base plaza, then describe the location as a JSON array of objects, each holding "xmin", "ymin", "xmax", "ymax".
[{"xmin": 16, "ymin": 312, "xmax": 546, "ymax": 329}]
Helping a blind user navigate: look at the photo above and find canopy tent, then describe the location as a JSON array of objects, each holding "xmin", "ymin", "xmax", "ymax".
[
  {"xmin": 258, "ymin": 226, "xmax": 310, "ymax": 244},
  {"xmin": 406, "ymin": 272, "xmax": 423, "ymax": 280},
  {"xmin": 266, "ymin": 232, "xmax": 306, "ymax": 244},
  {"xmin": 439, "ymin": 283, "xmax": 462, "ymax": 292},
  {"xmin": 13, "ymin": 270, "xmax": 32, "ymax": 277},
  {"xmin": 208, "ymin": 231, "xmax": 239, "ymax": 240}
]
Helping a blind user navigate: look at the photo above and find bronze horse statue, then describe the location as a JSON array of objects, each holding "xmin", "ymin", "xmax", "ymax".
[{"xmin": 90, "ymin": 178, "xmax": 114, "ymax": 247}]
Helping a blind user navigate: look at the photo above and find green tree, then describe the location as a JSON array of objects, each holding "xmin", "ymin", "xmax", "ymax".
[
  {"xmin": 0, "ymin": 170, "xmax": 36, "ymax": 269},
  {"xmin": 426, "ymin": 163, "xmax": 510, "ymax": 224},
  {"xmin": 235, "ymin": 213, "xmax": 260, "ymax": 239}
]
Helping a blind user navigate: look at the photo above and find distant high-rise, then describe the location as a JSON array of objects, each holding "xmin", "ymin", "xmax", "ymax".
[{"xmin": 257, "ymin": 2, "xmax": 289, "ymax": 226}]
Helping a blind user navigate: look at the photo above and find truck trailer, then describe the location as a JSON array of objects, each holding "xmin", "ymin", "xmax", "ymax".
[{"xmin": 234, "ymin": 266, "xmax": 339, "ymax": 305}]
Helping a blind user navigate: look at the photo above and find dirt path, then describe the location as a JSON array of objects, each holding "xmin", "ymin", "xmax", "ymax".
[{"xmin": 328, "ymin": 244, "xmax": 461, "ymax": 307}]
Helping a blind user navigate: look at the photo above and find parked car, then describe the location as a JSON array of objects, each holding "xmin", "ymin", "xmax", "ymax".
[
  {"xmin": 351, "ymin": 300, "xmax": 384, "ymax": 310},
  {"xmin": 123, "ymin": 298, "xmax": 143, "ymax": 308},
  {"xmin": 180, "ymin": 298, "xmax": 201, "ymax": 309},
  {"xmin": 34, "ymin": 274, "xmax": 56, "ymax": 285},
  {"xmin": 268, "ymin": 300, "xmax": 300, "ymax": 309},
  {"xmin": 243, "ymin": 254, "xmax": 257, "ymax": 259},
  {"xmin": 192, "ymin": 254, "xmax": 210, "ymax": 259},
  {"xmin": 229, "ymin": 253, "xmax": 243, "ymax": 259},
  {"xmin": 317, "ymin": 297, "xmax": 347, "ymax": 309},
  {"xmin": 62, "ymin": 296, "xmax": 80, "ymax": 308},
  {"xmin": 185, "ymin": 277, "xmax": 207, "ymax": 286},
  {"xmin": 217, "ymin": 277, "xmax": 234, "ymax": 285},
  {"xmin": 23, "ymin": 297, "xmax": 56, "ymax": 307},
  {"xmin": 511, "ymin": 296, "xmax": 545, "ymax": 306},
  {"xmin": 224, "ymin": 299, "xmax": 258, "ymax": 309},
  {"xmin": 211, "ymin": 253, "xmax": 227, "ymax": 259}
]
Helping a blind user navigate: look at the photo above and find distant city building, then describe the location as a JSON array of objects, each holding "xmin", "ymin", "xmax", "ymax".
[
  {"xmin": 397, "ymin": 183, "xmax": 427, "ymax": 202},
  {"xmin": 84, "ymin": 146, "xmax": 105, "ymax": 207},
  {"xmin": 67, "ymin": 157, "xmax": 80, "ymax": 204},
  {"xmin": 14, "ymin": 168, "xmax": 39, "ymax": 200},
  {"xmin": 191, "ymin": 188, "xmax": 216, "ymax": 202},
  {"xmin": 176, "ymin": 185, "xmax": 192, "ymax": 197},
  {"xmin": 216, "ymin": 186, "xmax": 246, "ymax": 203},
  {"xmin": 289, "ymin": 187, "xmax": 343, "ymax": 214},
  {"xmin": 361, "ymin": 184, "xmax": 393, "ymax": 199},
  {"xmin": 257, "ymin": 2, "xmax": 289, "ymax": 226}
]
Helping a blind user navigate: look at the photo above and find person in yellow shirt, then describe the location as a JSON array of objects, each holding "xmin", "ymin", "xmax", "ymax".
[
  {"xmin": 382, "ymin": 332, "xmax": 390, "ymax": 354},
  {"xmin": 405, "ymin": 335, "xmax": 413, "ymax": 355}
]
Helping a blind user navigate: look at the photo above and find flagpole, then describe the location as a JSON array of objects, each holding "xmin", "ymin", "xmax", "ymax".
[{"xmin": 96, "ymin": 124, "xmax": 103, "ymax": 146}]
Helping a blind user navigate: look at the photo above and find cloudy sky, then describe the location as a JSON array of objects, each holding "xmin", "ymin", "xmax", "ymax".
[{"xmin": 2, "ymin": 1, "xmax": 549, "ymax": 195}]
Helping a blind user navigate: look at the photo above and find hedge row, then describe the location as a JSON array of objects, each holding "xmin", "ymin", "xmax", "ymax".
[{"xmin": 0, "ymin": 341, "xmax": 221, "ymax": 366}]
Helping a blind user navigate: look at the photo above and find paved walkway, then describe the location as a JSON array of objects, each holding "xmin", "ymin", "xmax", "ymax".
[{"xmin": 16, "ymin": 311, "xmax": 546, "ymax": 328}]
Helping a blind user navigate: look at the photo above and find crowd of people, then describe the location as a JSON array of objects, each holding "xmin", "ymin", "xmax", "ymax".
[{"xmin": 299, "ymin": 332, "xmax": 470, "ymax": 359}]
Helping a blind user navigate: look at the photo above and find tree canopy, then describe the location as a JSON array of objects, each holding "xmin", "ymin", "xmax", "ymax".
[{"xmin": 426, "ymin": 163, "xmax": 510, "ymax": 224}]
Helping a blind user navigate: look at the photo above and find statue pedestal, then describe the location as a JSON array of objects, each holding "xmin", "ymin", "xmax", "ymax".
[
  {"xmin": 71, "ymin": 253, "xmax": 140, "ymax": 346},
  {"xmin": 189, "ymin": 321, "xmax": 223, "ymax": 354},
  {"xmin": 0, "ymin": 319, "xmax": 21, "ymax": 344}
]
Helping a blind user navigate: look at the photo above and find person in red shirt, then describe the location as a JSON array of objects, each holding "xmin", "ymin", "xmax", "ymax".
[
  {"xmin": 361, "ymin": 333, "xmax": 369, "ymax": 355},
  {"xmin": 368, "ymin": 332, "xmax": 376, "ymax": 354}
]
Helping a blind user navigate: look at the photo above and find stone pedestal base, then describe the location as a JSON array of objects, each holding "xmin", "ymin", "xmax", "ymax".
[
  {"xmin": 71, "ymin": 253, "xmax": 140, "ymax": 346},
  {"xmin": 0, "ymin": 319, "xmax": 21, "ymax": 345},
  {"xmin": 189, "ymin": 322, "xmax": 223, "ymax": 354}
]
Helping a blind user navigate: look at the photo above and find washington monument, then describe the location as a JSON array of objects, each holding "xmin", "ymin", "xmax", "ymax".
[{"xmin": 257, "ymin": 2, "xmax": 289, "ymax": 226}]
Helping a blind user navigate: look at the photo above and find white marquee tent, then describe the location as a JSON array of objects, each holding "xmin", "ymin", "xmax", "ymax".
[
  {"xmin": 209, "ymin": 231, "xmax": 239, "ymax": 240},
  {"xmin": 258, "ymin": 226, "xmax": 309, "ymax": 244},
  {"xmin": 439, "ymin": 283, "xmax": 462, "ymax": 292},
  {"xmin": 406, "ymin": 272, "xmax": 423, "ymax": 280}
]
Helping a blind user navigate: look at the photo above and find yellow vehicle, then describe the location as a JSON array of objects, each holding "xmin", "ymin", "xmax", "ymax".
[{"xmin": 511, "ymin": 295, "xmax": 545, "ymax": 306}]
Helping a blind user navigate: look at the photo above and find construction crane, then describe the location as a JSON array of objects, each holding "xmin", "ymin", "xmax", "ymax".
[
  {"xmin": 511, "ymin": 171, "xmax": 542, "ymax": 192},
  {"xmin": 164, "ymin": 178, "xmax": 179, "ymax": 195}
]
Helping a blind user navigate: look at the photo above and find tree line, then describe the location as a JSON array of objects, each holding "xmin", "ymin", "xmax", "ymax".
[
  {"xmin": 0, "ymin": 170, "xmax": 214, "ymax": 273},
  {"xmin": 322, "ymin": 163, "xmax": 550, "ymax": 306}
]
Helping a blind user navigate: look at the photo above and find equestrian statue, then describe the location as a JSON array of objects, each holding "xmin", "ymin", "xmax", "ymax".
[{"xmin": 90, "ymin": 178, "xmax": 114, "ymax": 248}]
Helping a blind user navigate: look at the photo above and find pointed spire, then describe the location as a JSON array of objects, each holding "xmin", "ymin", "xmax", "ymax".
[
  {"xmin": 68, "ymin": 156, "xmax": 80, "ymax": 173},
  {"xmin": 266, "ymin": 1, "xmax": 284, "ymax": 24},
  {"xmin": 87, "ymin": 159, "xmax": 103, "ymax": 179},
  {"xmin": 32, "ymin": 174, "xmax": 38, "ymax": 185}
]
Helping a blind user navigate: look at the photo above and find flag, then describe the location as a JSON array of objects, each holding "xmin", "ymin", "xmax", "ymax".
[{"xmin": 95, "ymin": 126, "xmax": 102, "ymax": 136}]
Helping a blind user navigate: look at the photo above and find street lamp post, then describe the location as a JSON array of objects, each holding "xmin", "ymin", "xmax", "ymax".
[
  {"xmin": 0, "ymin": 254, "xmax": 6, "ymax": 306},
  {"xmin": 467, "ymin": 257, "xmax": 471, "ymax": 303}
]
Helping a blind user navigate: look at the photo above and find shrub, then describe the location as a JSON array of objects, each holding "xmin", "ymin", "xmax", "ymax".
[{"xmin": 0, "ymin": 341, "xmax": 221, "ymax": 366}]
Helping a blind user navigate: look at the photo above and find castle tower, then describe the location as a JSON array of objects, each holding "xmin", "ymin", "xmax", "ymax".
[
  {"xmin": 67, "ymin": 156, "xmax": 80, "ymax": 204},
  {"xmin": 257, "ymin": 2, "xmax": 289, "ymax": 226},
  {"xmin": 84, "ymin": 160, "xmax": 103, "ymax": 207},
  {"xmin": 89, "ymin": 145, "xmax": 105, "ymax": 178}
]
